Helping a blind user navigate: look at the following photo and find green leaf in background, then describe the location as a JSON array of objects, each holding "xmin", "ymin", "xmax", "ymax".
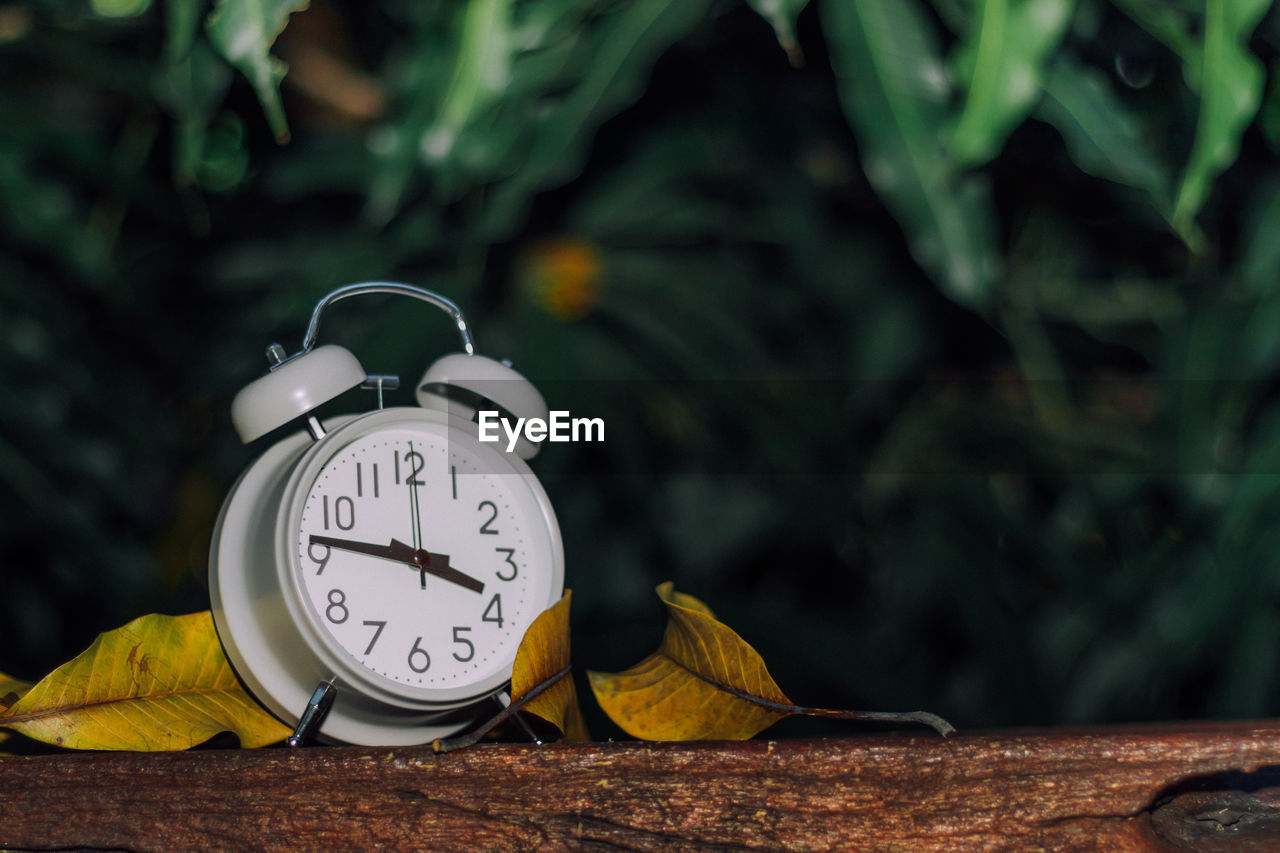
[
  {"xmin": 422, "ymin": 0, "xmax": 515, "ymax": 165},
  {"xmin": 1240, "ymin": 177, "xmax": 1280, "ymax": 294},
  {"xmin": 92, "ymin": 0, "xmax": 152, "ymax": 17},
  {"xmin": 477, "ymin": 0, "xmax": 712, "ymax": 241},
  {"xmin": 154, "ymin": 42, "xmax": 235, "ymax": 188},
  {"xmin": 205, "ymin": 0, "xmax": 309, "ymax": 143},
  {"xmin": 947, "ymin": 0, "xmax": 1074, "ymax": 167},
  {"xmin": 364, "ymin": 19, "xmax": 457, "ymax": 224},
  {"xmin": 1171, "ymin": 0, "xmax": 1273, "ymax": 245},
  {"xmin": 1036, "ymin": 58, "xmax": 1170, "ymax": 215},
  {"xmin": 1261, "ymin": 61, "xmax": 1280, "ymax": 152},
  {"xmin": 1110, "ymin": 0, "xmax": 1198, "ymax": 76},
  {"xmin": 366, "ymin": 0, "xmax": 711, "ymax": 234},
  {"xmin": 0, "ymin": 149, "xmax": 110, "ymax": 277},
  {"xmin": 822, "ymin": 0, "xmax": 999, "ymax": 307},
  {"xmin": 744, "ymin": 0, "xmax": 810, "ymax": 66},
  {"xmin": 164, "ymin": 0, "xmax": 200, "ymax": 61},
  {"xmin": 157, "ymin": 0, "xmax": 217, "ymax": 189}
]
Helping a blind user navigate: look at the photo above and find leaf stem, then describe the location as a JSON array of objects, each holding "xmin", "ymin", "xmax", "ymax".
[
  {"xmin": 432, "ymin": 664, "xmax": 573, "ymax": 753},
  {"xmin": 681, "ymin": 665, "xmax": 956, "ymax": 738},
  {"xmin": 796, "ymin": 707, "xmax": 957, "ymax": 738}
]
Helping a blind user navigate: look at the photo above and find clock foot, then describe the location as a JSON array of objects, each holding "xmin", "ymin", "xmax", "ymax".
[
  {"xmin": 287, "ymin": 681, "xmax": 337, "ymax": 747},
  {"xmin": 494, "ymin": 692, "xmax": 543, "ymax": 745}
]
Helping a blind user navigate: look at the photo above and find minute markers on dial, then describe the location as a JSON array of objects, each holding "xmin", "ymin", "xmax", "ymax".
[
  {"xmin": 291, "ymin": 421, "xmax": 549, "ymax": 695},
  {"xmin": 307, "ymin": 534, "xmax": 485, "ymax": 594}
]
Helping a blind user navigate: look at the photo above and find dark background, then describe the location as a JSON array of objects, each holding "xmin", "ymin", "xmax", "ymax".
[{"xmin": 2, "ymin": 0, "xmax": 1280, "ymax": 737}]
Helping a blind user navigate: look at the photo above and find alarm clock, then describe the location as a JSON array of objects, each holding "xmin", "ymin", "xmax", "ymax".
[{"xmin": 209, "ymin": 282, "xmax": 565, "ymax": 746}]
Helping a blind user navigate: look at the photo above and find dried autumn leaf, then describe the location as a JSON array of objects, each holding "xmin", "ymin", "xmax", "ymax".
[
  {"xmin": 0, "ymin": 672, "xmax": 32, "ymax": 746},
  {"xmin": 0, "ymin": 672, "xmax": 33, "ymax": 712},
  {"xmin": 511, "ymin": 591, "xmax": 589, "ymax": 742},
  {"xmin": 590, "ymin": 582, "xmax": 955, "ymax": 741},
  {"xmin": 589, "ymin": 582, "xmax": 791, "ymax": 740},
  {"xmin": 0, "ymin": 612, "xmax": 290, "ymax": 750},
  {"xmin": 433, "ymin": 592, "xmax": 587, "ymax": 752}
]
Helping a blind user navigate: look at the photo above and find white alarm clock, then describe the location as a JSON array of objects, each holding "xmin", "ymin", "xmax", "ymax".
[{"xmin": 209, "ymin": 282, "xmax": 564, "ymax": 746}]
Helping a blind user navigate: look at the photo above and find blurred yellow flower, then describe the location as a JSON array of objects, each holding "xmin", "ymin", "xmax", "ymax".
[{"xmin": 522, "ymin": 238, "xmax": 603, "ymax": 320}]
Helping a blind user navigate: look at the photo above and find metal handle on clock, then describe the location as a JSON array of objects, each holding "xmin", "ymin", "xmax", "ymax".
[{"xmin": 298, "ymin": 282, "xmax": 475, "ymax": 361}]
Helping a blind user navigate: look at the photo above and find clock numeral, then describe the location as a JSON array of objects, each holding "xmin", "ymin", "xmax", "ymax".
[
  {"xmin": 356, "ymin": 463, "xmax": 379, "ymax": 499},
  {"xmin": 482, "ymin": 593, "xmax": 504, "ymax": 629},
  {"xmin": 362, "ymin": 620, "xmax": 386, "ymax": 655},
  {"xmin": 477, "ymin": 500, "xmax": 499, "ymax": 535},
  {"xmin": 323, "ymin": 495, "xmax": 355, "ymax": 531},
  {"xmin": 495, "ymin": 547, "xmax": 518, "ymax": 581},
  {"xmin": 452, "ymin": 626, "xmax": 475, "ymax": 662},
  {"xmin": 325, "ymin": 589, "xmax": 349, "ymax": 624},
  {"xmin": 396, "ymin": 449, "xmax": 425, "ymax": 486},
  {"xmin": 308, "ymin": 541, "xmax": 331, "ymax": 576},
  {"xmin": 408, "ymin": 636, "xmax": 431, "ymax": 673},
  {"xmin": 451, "ymin": 465, "xmax": 458, "ymax": 500}
]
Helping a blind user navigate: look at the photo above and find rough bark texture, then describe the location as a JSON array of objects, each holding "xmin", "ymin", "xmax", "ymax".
[{"xmin": 3, "ymin": 721, "xmax": 1280, "ymax": 851}]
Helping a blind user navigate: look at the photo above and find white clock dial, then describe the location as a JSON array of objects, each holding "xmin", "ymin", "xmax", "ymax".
[{"xmin": 287, "ymin": 417, "xmax": 558, "ymax": 700}]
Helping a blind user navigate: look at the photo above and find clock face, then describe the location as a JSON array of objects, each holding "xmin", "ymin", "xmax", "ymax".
[{"xmin": 285, "ymin": 415, "xmax": 560, "ymax": 700}]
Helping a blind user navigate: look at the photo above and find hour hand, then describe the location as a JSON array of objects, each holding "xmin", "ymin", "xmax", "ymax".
[{"xmin": 412, "ymin": 552, "xmax": 485, "ymax": 595}]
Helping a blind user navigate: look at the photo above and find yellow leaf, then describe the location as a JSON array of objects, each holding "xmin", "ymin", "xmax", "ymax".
[
  {"xmin": 511, "ymin": 591, "xmax": 589, "ymax": 742},
  {"xmin": 0, "ymin": 612, "xmax": 290, "ymax": 750},
  {"xmin": 662, "ymin": 584, "xmax": 717, "ymax": 617},
  {"xmin": 588, "ymin": 582, "xmax": 791, "ymax": 740},
  {"xmin": 590, "ymin": 583, "xmax": 957, "ymax": 741},
  {"xmin": 0, "ymin": 671, "xmax": 34, "ymax": 712},
  {"xmin": 0, "ymin": 672, "xmax": 32, "ymax": 747}
]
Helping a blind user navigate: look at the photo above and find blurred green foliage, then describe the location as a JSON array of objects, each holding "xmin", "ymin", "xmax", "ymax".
[{"xmin": 2, "ymin": 0, "xmax": 1280, "ymax": 733}]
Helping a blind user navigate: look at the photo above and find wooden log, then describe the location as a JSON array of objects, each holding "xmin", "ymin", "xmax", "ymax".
[{"xmin": 2, "ymin": 721, "xmax": 1280, "ymax": 850}]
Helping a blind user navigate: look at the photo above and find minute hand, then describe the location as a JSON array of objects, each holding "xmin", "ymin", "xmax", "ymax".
[
  {"xmin": 308, "ymin": 534, "xmax": 485, "ymax": 594},
  {"xmin": 310, "ymin": 534, "xmax": 411, "ymax": 562}
]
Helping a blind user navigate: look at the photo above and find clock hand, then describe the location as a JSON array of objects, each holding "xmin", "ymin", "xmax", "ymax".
[
  {"xmin": 406, "ymin": 442, "xmax": 423, "ymax": 552},
  {"xmin": 310, "ymin": 534, "xmax": 410, "ymax": 562},
  {"xmin": 404, "ymin": 441, "xmax": 426, "ymax": 587},
  {"xmin": 307, "ymin": 534, "xmax": 485, "ymax": 594},
  {"xmin": 410, "ymin": 550, "xmax": 485, "ymax": 595}
]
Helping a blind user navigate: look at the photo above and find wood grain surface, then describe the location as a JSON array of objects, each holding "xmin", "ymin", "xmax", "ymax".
[{"xmin": 3, "ymin": 721, "xmax": 1280, "ymax": 851}]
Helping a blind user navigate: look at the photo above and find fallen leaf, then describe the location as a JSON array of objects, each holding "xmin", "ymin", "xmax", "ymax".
[
  {"xmin": 0, "ymin": 672, "xmax": 33, "ymax": 745},
  {"xmin": 0, "ymin": 672, "xmax": 34, "ymax": 712},
  {"xmin": 511, "ymin": 591, "xmax": 589, "ymax": 742},
  {"xmin": 589, "ymin": 582, "xmax": 955, "ymax": 740},
  {"xmin": 433, "ymin": 592, "xmax": 587, "ymax": 752},
  {"xmin": 589, "ymin": 582, "xmax": 791, "ymax": 740},
  {"xmin": 0, "ymin": 612, "xmax": 291, "ymax": 750}
]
